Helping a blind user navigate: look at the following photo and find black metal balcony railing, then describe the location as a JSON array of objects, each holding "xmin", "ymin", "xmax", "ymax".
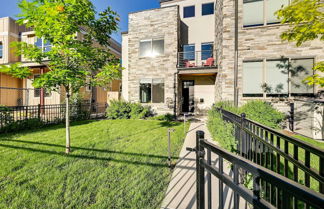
[{"xmin": 177, "ymin": 50, "xmax": 216, "ymax": 69}]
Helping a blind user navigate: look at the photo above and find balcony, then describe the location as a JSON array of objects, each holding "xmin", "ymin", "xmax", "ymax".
[{"xmin": 177, "ymin": 50, "xmax": 217, "ymax": 70}]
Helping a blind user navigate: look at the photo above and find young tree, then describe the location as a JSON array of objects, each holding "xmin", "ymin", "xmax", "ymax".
[
  {"xmin": 1, "ymin": 0, "xmax": 121, "ymax": 153},
  {"xmin": 276, "ymin": 0, "xmax": 324, "ymax": 87}
]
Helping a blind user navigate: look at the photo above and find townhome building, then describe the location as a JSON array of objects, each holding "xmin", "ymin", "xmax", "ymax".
[
  {"xmin": 0, "ymin": 16, "xmax": 122, "ymax": 107},
  {"xmin": 121, "ymin": 0, "xmax": 323, "ymax": 116}
]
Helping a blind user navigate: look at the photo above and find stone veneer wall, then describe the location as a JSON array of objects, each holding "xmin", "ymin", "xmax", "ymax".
[
  {"xmin": 215, "ymin": 0, "xmax": 324, "ymax": 113},
  {"xmin": 127, "ymin": 6, "xmax": 179, "ymax": 114}
]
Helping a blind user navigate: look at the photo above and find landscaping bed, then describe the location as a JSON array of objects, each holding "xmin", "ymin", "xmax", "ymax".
[{"xmin": 0, "ymin": 119, "xmax": 188, "ymax": 208}]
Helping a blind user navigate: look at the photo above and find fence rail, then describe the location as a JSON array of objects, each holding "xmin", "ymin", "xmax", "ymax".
[
  {"xmin": 196, "ymin": 130, "xmax": 324, "ymax": 209},
  {"xmin": 0, "ymin": 103, "xmax": 107, "ymax": 133},
  {"xmin": 216, "ymin": 107, "xmax": 324, "ymax": 208}
]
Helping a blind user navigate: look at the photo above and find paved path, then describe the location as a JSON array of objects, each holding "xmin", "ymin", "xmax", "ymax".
[{"xmin": 161, "ymin": 122, "xmax": 247, "ymax": 209}]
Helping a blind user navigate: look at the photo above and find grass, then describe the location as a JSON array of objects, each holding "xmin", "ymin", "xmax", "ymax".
[{"xmin": 0, "ymin": 119, "xmax": 189, "ymax": 209}]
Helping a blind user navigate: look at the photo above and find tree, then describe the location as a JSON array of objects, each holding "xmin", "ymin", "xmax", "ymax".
[
  {"xmin": 276, "ymin": 0, "xmax": 324, "ymax": 87},
  {"xmin": 1, "ymin": 0, "xmax": 121, "ymax": 153}
]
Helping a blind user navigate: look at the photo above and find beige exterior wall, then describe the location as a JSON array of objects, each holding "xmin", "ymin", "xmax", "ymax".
[
  {"xmin": 121, "ymin": 33, "xmax": 129, "ymax": 101},
  {"xmin": 161, "ymin": 0, "xmax": 215, "ymax": 49}
]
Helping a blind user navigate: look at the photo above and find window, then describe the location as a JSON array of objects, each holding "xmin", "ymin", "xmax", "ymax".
[
  {"xmin": 243, "ymin": 58, "xmax": 314, "ymax": 97},
  {"xmin": 243, "ymin": 0, "xmax": 264, "ymax": 27},
  {"xmin": 183, "ymin": 44, "xmax": 195, "ymax": 61},
  {"xmin": 290, "ymin": 58, "xmax": 314, "ymax": 95},
  {"xmin": 35, "ymin": 37, "xmax": 52, "ymax": 52},
  {"xmin": 139, "ymin": 38, "xmax": 164, "ymax": 57},
  {"xmin": 266, "ymin": 60, "xmax": 288, "ymax": 95},
  {"xmin": 201, "ymin": 43, "xmax": 213, "ymax": 60},
  {"xmin": 243, "ymin": 61, "xmax": 263, "ymax": 97},
  {"xmin": 243, "ymin": 0, "xmax": 289, "ymax": 27},
  {"xmin": 184, "ymin": 6, "xmax": 195, "ymax": 18},
  {"xmin": 140, "ymin": 78, "xmax": 164, "ymax": 103},
  {"xmin": 267, "ymin": 0, "xmax": 289, "ymax": 24},
  {"xmin": 34, "ymin": 75, "xmax": 51, "ymax": 97},
  {"xmin": 0, "ymin": 42, "xmax": 3, "ymax": 59},
  {"xmin": 202, "ymin": 3, "xmax": 214, "ymax": 16}
]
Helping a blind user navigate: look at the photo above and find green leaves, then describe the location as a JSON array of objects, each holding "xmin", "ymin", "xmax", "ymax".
[
  {"xmin": 9, "ymin": 0, "xmax": 121, "ymax": 93},
  {"xmin": 0, "ymin": 63, "xmax": 32, "ymax": 79},
  {"xmin": 276, "ymin": 0, "xmax": 324, "ymax": 46}
]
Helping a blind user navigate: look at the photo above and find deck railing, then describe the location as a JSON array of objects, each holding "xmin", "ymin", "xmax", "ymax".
[{"xmin": 177, "ymin": 50, "xmax": 217, "ymax": 69}]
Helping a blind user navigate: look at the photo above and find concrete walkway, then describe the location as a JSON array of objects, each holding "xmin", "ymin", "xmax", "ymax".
[{"xmin": 161, "ymin": 122, "xmax": 247, "ymax": 209}]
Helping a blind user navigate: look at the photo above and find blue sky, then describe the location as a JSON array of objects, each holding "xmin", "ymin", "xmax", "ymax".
[{"xmin": 0, "ymin": 0, "xmax": 161, "ymax": 43}]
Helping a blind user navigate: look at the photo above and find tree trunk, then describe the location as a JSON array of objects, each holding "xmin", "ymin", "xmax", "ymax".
[{"xmin": 65, "ymin": 90, "xmax": 71, "ymax": 154}]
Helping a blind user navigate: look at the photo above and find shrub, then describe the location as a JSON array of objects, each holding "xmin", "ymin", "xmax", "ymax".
[
  {"xmin": 106, "ymin": 100, "xmax": 152, "ymax": 119},
  {"xmin": 151, "ymin": 113, "xmax": 175, "ymax": 122},
  {"xmin": 207, "ymin": 108, "xmax": 237, "ymax": 152},
  {"xmin": 239, "ymin": 100, "xmax": 285, "ymax": 129},
  {"xmin": 1, "ymin": 118, "xmax": 44, "ymax": 133}
]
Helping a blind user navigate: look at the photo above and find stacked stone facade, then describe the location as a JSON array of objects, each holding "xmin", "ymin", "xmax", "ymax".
[
  {"xmin": 215, "ymin": 0, "xmax": 324, "ymax": 109},
  {"xmin": 125, "ymin": 6, "xmax": 179, "ymax": 114}
]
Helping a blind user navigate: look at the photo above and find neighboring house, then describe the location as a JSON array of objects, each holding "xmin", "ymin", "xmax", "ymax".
[
  {"xmin": 0, "ymin": 16, "xmax": 121, "ymax": 106},
  {"xmin": 122, "ymin": 0, "xmax": 324, "ymax": 116}
]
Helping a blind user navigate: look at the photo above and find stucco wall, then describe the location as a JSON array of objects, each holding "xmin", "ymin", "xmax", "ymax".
[{"xmin": 126, "ymin": 6, "xmax": 179, "ymax": 114}]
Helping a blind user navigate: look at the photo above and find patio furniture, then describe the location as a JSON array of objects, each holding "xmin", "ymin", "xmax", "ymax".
[{"xmin": 203, "ymin": 57, "xmax": 214, "ymax": 67}]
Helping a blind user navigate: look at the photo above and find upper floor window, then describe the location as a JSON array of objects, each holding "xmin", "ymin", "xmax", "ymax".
[
  {"xmin": 243, "ymin": 58, "xmax": 314, "ymax": 97},
  {"xmin": 184, "ymin": 6, "xmax": 195, "ymax": 18},
  {"xmin": 35, "ymin": 37, "xmax": 52, "ymax": 52},
  {"xmin": 202, "ymin": 3, "xmax": 214, "ymax": 16},
  {"xmin": 0, "ymin": 42, "xmax": 3, "ymax": 59},
  {"xmin": 243, "ymin": 0, "xmax": 289, "ymax": 27},
  {"xmin": 183, "ymin": 44, "xmax": 195, "ymax": 61},
  {"xmin": 201, "ymin": 43, "xmax": 213, "ymax": 60},
  {"xmin": 139, "ymin": 38, "xmax": 164, "ymax": 57}
]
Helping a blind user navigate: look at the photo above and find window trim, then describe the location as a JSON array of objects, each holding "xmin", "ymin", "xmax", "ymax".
[
  {"xmin": 183, "ymin": 5, "xmax": 195, "ymax": 18},
  {"xmin": 139, "ymin": 38, "xmax": 165, "ymax": 58},
  {"xmin": 202, "ymin": 2, "xmax": 215, "ymax": 16},
  {"xmin": 183, "ymin": 44, "xmax": 196, "ymax": 61},
  {"xmin": 139, "ymin": 78, "xmax": 165, "ymax": 104},
  {"xmin": 201, "ymin": 42, "xmax": 214, "ymax": 60},
  {"xmin": 34, "ymin": 37, "xmax": 52, "ymax": 53},
  {"xmin": 242, "ymin": 57, "xmax": 315, "ymax": 98}
]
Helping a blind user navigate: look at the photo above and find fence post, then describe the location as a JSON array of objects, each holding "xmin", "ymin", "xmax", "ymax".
[
  {"xmin": 38, "ymin": 104, "xmax": 41, "ymax": 119},
  {"xmin": 196, "ymin": 130, "xmax": 205, "ymax": 209},
  {"xmin": 25, "ymin": 105, "xmax": 28, "ymax": 120},
  {"xmin": 320, "ymin": 157, "xmax": 324, "ymax": 194},
  {"xmin": 240, "ymin": 113, "xmax": 246, "ymax": 156},
  {"xmin": 168, "ymin": 128, "xmax": 175, "ymax": 168},
  {"xmin": 289, "ymin": 102, "xmax": 295, "ymax": 132}
]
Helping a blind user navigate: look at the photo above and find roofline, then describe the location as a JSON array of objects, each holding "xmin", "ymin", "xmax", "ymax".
[
  {"xmin": 121, "ymin": 31, "xmax": 128, "ymax": 35},
  {"xmin": 128, "ymin": 5, "xmax": 178, "ymax": 15}
]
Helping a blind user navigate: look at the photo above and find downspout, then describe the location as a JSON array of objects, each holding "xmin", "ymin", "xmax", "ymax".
[
  {"xmin": 234, "ymin": 0, "xmax": 239, "ymax": 107},
  {"xmin": 174, "ymin": 72, "xmax": 178, "ymax": 116}
]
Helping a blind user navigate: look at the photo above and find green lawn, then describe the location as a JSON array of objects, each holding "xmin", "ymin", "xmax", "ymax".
[{"xmin": 0, "ymin": 119, "xmax": 189, "ymax": 209}]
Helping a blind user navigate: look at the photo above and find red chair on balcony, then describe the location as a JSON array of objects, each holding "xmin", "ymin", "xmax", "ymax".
[
  {"xmin": 184, "ymin": 60, "xmax": 196, "ymax": 68},
  {"xmin": 203, "ymin": 57, "xmax": 215, "ymax": 67}
]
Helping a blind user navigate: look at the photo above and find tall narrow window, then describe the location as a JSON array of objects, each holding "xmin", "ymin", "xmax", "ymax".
[
  {"xmin": 243, "ymin": 0, "xmax": 264, "ymax": 27},
  {"xmin": 267, "ymin": 0, "xmax": 289, "ymax": 24},
  {"xmin": 243, "ymin": 61, "xmax": 263, "ymax": 97},
  {"xmin": 184, "ymin": 6, "xmax": 195, "ymax": 18},
  {"xmin": 183, "ymin": 44, "xmax": 195, "ymax": 61},
  {"xmin": 140, "ymin": 78, "xmax": 165, "ymax": 103},
  {"xmin": 152, "ymin": 79, "xmax": 165, "ymax": 103},
  {"xmin": 266, "ymin": 60, "xmax": 288, "ymax": 96},
  {"xmin": 290, "ymin": 58, "xmax": 314, "ymax": 95},
  {"xmin": 43, "ymin": 40, "xmax": 52, "ymax": 52},
  {"xmin": 0, "ymin": 42, "xmax": 3, "ymax": 59},
  {"xmin": 139, "ymin": 40, "xmax": 151, "ymax": 57},
  {"xmin": 201, "ymin": 43, "xmax": 213, "ymax": 60},
  {"xmin": 202, "ymin": 3, "xmax": 214, "ymax": 16},
  {"xmin": 152, "ymin": 39, "xmax": 164, "ymax": 56}
]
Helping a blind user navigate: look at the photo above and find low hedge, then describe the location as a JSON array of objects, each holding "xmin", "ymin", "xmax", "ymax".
[{"xmin": 106, "ymin": 100, "xmax": 152, "ymax": 119}]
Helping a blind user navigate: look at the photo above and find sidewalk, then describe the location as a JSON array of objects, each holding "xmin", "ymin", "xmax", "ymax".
[{"xmin": 161, "ymin": 122, "xmax": 246, "ymax": 209}]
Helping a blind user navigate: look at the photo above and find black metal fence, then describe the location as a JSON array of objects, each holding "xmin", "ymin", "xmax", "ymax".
[
  {"xmin": 0, "ymin": 103, "xmax": 108, "ymax": 133},
  {"xmin": 195, "ymin": 130, "xmax": 324, "ymax": 209},
  {"xmin": 215, "ymin": 107, "xmax": 324, "ymax": 207}
]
